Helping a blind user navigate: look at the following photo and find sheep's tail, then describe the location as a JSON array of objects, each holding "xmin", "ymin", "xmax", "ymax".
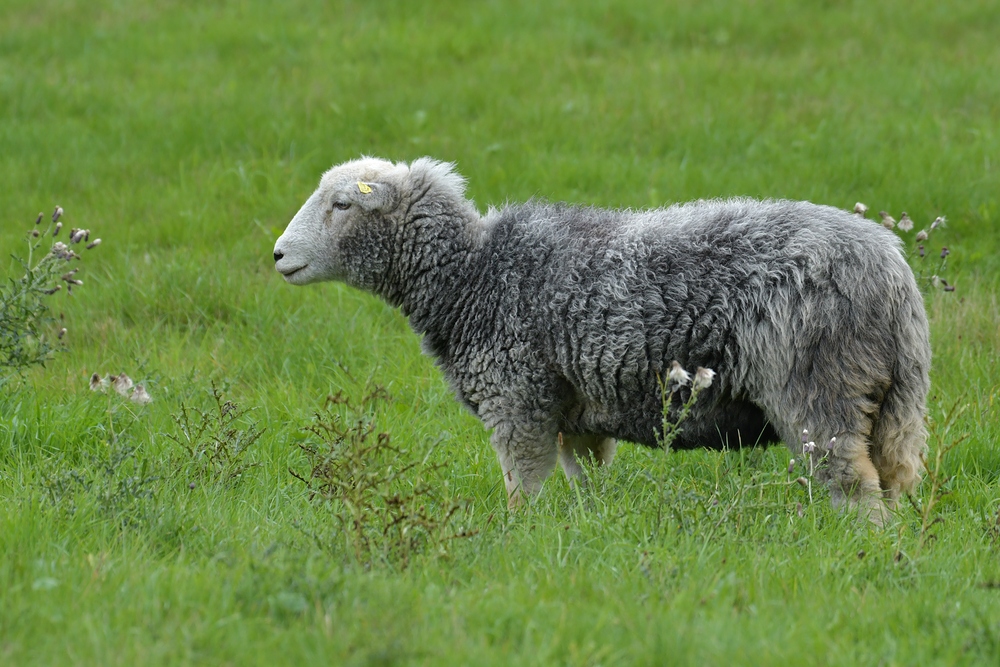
[{"xmin": 870, "ymin": 289, "xmax": 932, "ymax": 505}]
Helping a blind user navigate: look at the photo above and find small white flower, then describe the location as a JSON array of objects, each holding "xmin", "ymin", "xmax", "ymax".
[
  {"xmin": 692, "ymin": 367, "xmax": 716, "ymax": 391},
  {"xmin": 668, "ymin": 360, "xmax": 691, "ymax": 386}
]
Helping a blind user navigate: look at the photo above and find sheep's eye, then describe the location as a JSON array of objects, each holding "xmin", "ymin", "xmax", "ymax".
[{"xmin": 332, "ymin": 201, "xmax": 351, "ymax": 211}]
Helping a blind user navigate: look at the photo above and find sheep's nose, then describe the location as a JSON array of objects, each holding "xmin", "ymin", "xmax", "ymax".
[{"xmin": 273, "ymin": 250, "xmax": 284, "ymax": 263}]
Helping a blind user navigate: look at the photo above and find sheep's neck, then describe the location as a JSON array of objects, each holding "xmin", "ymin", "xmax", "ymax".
[{"xmin": 378, "ymin": 210, "xmax": 483, "ymax": 352}]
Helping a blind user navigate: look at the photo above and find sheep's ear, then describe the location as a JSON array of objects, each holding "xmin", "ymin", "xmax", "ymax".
[{"xmin": 352, "ymin": 180, "xmax": 398, "ymax": 212}]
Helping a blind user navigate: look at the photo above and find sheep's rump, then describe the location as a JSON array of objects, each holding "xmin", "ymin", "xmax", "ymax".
[{"xmin": 424, "ymin": 197, "xmax": 924, "ymax": 452}]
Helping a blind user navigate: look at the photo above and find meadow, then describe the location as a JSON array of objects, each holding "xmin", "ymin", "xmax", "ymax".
[{"xmin": 2, "ymin": 0, "xmax": 999, "ymax": 664}]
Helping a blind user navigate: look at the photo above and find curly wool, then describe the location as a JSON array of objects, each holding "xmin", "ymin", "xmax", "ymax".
[{"xmin": 274, "ymin": 157, "xmax": 931, "ymax": 519}]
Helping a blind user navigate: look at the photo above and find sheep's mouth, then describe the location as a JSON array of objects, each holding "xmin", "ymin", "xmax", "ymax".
[{"xmin": 277, "ymin": 264, "xmax": 307, "ymax": 279}]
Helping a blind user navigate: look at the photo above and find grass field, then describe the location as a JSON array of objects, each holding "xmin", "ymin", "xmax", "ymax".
[{"xmin": 2, "ymin": 0, "xmax": 1000, "ymax": 664}]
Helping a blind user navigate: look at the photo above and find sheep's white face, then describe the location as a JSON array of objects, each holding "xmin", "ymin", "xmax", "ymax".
[{"xmin": 273, "ymin": 157, "xmax": 405, "ymax": 286}]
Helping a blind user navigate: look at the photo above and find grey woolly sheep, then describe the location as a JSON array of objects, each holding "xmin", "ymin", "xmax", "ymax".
[{"xmin": 273, "ymin": 157, "xmax": 931, "ymax": 523}]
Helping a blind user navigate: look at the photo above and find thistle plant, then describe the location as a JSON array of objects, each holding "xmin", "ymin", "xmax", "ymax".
[
  {"xmin": 656, "ymin": 361, "xmax": 715, "ymax": 450},
  {"xmin": 854, "ymin": 203, "xmax": 954, "ymax": 293},
  {"xmin": 1, "ymin": 207, "xmax": 101, "ymax": 387},
  {"xmin": 290, "ymin": 388, "xmax": 473, "ymax": 569}
]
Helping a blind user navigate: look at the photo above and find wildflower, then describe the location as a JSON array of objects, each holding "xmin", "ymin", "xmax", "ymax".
[
  {"xmin": 795, "ymin": 477, "xmax": 808, "ymax": 487},
  {"xmin": 668, "ymin": 360, "xmax": 691, "ymax": 386},
  {"xmin": 52, "ymin": 206, "xmax": 63, "ymax": 222},
  {"xmin": 31, "ymin": 229, "xmax": 40, "ymax": 238},
  {"xmin": 53, "ymin": 222, "xmax": 62, "ymax": 236},
  {"xmin": 931, "ymin": 275, "xmax": 941, "ymax": 288},
  {"xmin": 35, "ymin": 212, "xmax": 43, "ymax": 225},
  {"xmin": 853, "ymin": 202, "xmax": 868, "ymax": 217},
  {"xmin": 130, "ymin": 384, "xmax": 153, "ymax": 405},
  {"xmin": 879, "ymin": 211, "xmax": 895, "ymax": 229},
  {"xmin": 800, "ymin": 429, "xmax": 809, "ymax": 444},
  {"xmin": 918, "ymin": 244, "xmax": 925, "ymax": 258},
  {"xmin": 86, "ymin": 238, "xmax": 102, "ymax": 250},
  {"xmin": 42, "ymin": 286, "xmax": 61, "ymax": 295},
  {"xmin": 898, "ymin": 212, "xmax": 913, "ymax": 231},
  {"xmin": 89, "ymin": 373, "xmax": 105, "ymax": 392},
  {"xmin": 788, "ymin": 459, "xmax": 796, "ymax": 474},
  {"xmin": 941, "ymin": 279, "xmax": 955, "ymax": 292},
  {"xmin": 70, "ymin": 229, "xmax": 86, "ymax": 244},
  {"xmin": 915, "ymin": 230, "xmax": 928, "ymax": 242},
  {"xmin": 61, "ymin": 269, "xmax": 78, "ymax": 281},
  {"xmin": 940, "ymin": 247, "xmax": 950, "ymax": 259},
  {"xmin": 111, "ymin": 373, "xmax": 133, "ymax": 397},
  {"xmin": 692, "ymin": 367, "xmax": 715, "ymax": 390},
  {"xmin": 827, "ymin": 437, "xmax": 836, "ymax": 451},
  {"xmin": 803, "ymin": 441, "xmax": 816, "ymax": 455},
  {"xmin": 931, "ymin": 216, "xmax": 946, "ymax": 230},
  {"xmin": 57, "ymin": 327, "xmax": 67, "ymax": 339}
]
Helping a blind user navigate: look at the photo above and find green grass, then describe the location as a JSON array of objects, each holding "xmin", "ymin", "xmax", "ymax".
[{"xmin": 2, "ymin": 0, "xmax": 1000, "ymax": 664}]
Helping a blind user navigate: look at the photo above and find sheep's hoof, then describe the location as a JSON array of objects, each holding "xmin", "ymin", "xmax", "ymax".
[
  {"xmin": 834, "ymin": 491, "xmax": 890, "ymax": 528},
  {"xmin": 507, "ymin": 488, "xmax": 526, "ymax": 512}
]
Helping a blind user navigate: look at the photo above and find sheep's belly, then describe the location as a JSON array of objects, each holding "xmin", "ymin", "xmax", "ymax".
[{"xmin": 564, "ymin": 396, "xmax": 779, "ymax": 451}]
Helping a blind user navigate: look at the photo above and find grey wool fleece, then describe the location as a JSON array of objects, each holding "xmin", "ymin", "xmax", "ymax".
[{"xmin": 273, "ymin": 156, "xmax": 931, "ymax": 522}]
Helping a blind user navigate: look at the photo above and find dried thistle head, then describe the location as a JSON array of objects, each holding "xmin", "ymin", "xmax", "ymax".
[
  {"xmin": 668, "ymin": 360, "xmax": 691, "ymax": 386},
  {"xmin": 879, "ymin": 211, "xmax": 896, "ymax": 229},
  {"xmin": 898, "ymin": 212, "xmax": 913, "ymax": 231},
  {"xmin": 112, "ymin": 373, "xmax": 133, "ymax": 397},
  {"xmin": 915, "ymin": 230, "xmax": 928, "ymax": 242},
  {"xmin": 130, "ymin": 384, "xmax": 153, "ymax": 405},
  {"xmin": 853, "ymin": 202, "xmax": 868, "ymax": 217},
  {"xmin": 52, "ymin": 206, "xmax": 63, "ymax": 223},
  {"xmin": 89, "ymin": 373, "xmax": 106, "ymax": 392},
  {"xmin": 692, "ymin": 367, "xmax": 715, "ymax": 391}
]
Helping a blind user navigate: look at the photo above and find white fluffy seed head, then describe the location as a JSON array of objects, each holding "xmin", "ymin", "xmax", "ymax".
[
  {"xmin": 112, "ymin": 373, "xmax": 133, "ymax": 397},
  {"xmin": 668, "ymin": 360, "xmax": 691, "ymax": 386},
  {"xmin": 130, "ymin": 384, "xmax": 152, "ymax": 405},
  {"xmin": 692, "ymin": 367, "xmax": 715, "ymax": 390}
]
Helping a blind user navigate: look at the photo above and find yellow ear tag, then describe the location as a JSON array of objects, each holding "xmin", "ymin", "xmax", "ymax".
[{"xmin": 357, "ymin": 181, "xmax": 372, "ymax": 194}]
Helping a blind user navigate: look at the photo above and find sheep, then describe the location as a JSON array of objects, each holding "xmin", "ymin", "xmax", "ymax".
[{"xmin": 273, "ymin": 156, "xmax": 931, "ymax": 523}]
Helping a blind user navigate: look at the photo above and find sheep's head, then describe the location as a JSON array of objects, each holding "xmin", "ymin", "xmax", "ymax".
[{"xmin": 273, "ymin": 156, "xmax": 409, "ymax": 287}]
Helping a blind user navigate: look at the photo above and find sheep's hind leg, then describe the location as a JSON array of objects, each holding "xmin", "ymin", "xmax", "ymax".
[
  {"xmin": 824, "ymin": 432, "xmax": 889, "ymax": 527},
  {"xmin": 558, "ymin": 434, "xmax": 618, "ymax": 481}
]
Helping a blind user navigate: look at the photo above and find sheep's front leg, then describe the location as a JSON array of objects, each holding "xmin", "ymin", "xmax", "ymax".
[
  {"xmin": 558, "ymin": 434, "xmax": 618, "ymax": 480},
  {"xmin": 490, "ymin": 420, "xmax": 559, "ymax": 510}
]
